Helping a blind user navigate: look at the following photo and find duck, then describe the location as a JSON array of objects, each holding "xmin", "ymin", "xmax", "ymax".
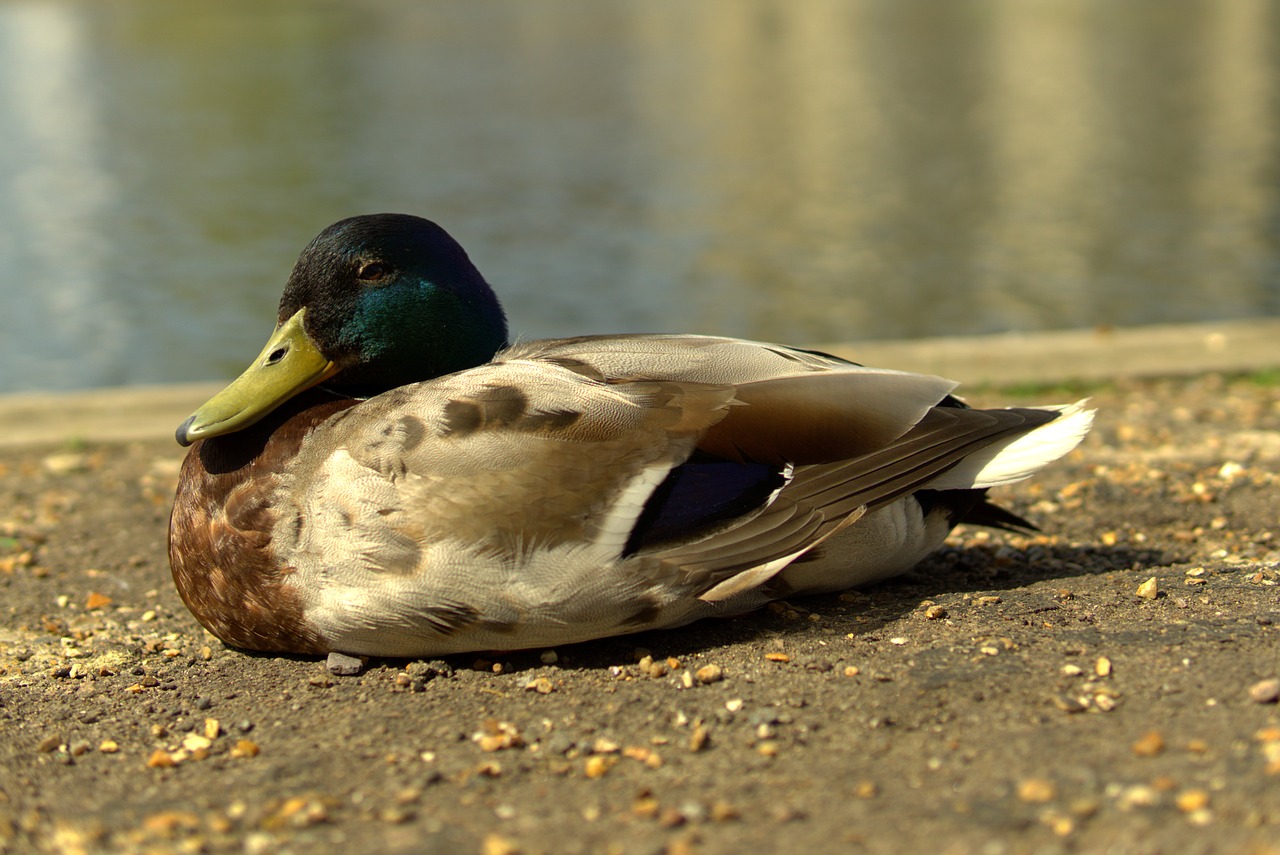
[{"xmin": 169, "ymin": 213, "xmax": 1093, "ymax": 659}]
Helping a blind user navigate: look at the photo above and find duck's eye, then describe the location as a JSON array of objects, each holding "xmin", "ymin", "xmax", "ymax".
[{"xmin": 357, "ymin": 262, "xmax": 388, "ymax": 282}]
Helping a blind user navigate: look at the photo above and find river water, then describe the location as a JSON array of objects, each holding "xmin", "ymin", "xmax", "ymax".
[{"xmin": 2, "ymin": 0, "xmax": 1277, "ymax": 392}]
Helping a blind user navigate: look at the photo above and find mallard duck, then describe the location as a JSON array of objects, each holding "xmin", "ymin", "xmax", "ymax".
[{"xmin": 169, "ymin": 213, "xmax": 1093, "ymax": 658}]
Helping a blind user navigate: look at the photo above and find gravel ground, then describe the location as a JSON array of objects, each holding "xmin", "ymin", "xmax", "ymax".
[{"xmin": 0, "ymin": 371, "xmax": 1277, "ymax": 855}]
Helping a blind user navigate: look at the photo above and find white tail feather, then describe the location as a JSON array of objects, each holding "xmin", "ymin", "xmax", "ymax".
[{"xmin": 929, "ymin": 400, "xmax": 1095, "ymax": 490}]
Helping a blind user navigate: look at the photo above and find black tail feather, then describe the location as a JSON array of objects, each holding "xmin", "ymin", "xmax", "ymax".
[{"xmin": 917, "ymin": 488, "xmax": 1040, "ymax": 533}]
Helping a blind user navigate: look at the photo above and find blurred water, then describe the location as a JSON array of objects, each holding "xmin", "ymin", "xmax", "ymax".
[{"xmin": 1, "ymin": 0, "xmax": 1277, "ymax": 393}]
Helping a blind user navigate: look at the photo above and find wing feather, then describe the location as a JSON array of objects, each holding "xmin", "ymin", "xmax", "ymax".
[{"xmin": 278, "ymin": 335, "xmax": 1089, "ymax": 617}]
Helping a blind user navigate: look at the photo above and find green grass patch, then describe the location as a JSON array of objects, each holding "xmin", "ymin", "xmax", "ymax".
[
  {"xmin": 1242, "ymin": 366, "xmax": 1280, "ymax": 387},
  {"xmin": 972, "ymin": 366, "xmax": 1280, "ymax": 399},
  {"xmin": 975, "ymin": 378, "xmax": 1116, "ymax": 400}
]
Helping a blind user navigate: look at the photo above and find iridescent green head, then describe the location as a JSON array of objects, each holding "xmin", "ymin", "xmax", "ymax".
[{"xmin": 177, "ymin": 214, "xmax": 509, "ymax": 446}]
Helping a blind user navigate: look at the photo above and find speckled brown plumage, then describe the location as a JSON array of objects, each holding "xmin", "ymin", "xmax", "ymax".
[{"xmin": 168, "ymin": 391, "xmax": 358, "ymax": 653}]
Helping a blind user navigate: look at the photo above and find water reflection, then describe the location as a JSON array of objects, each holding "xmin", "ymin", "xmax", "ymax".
[{"xmin": 0, "ymin": 0, "xmax": 1276, "ymax": 393}]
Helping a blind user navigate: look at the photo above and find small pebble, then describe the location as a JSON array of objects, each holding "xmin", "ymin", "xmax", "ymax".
[
  {"xmin": 1248, "ymin": 678, "xmax": 1280, "ymax": 704},
  {"xmin": 1017, "ymin": 778, "xmax": 1057, "ymax": 803},
  {"xmin": 379, "ymin": 806, "xmax": 414, "ymax": 824},
  {"xmin": 182, "ymin": 734, "xmax": 212, "ymax": 752},
  {"xmin": 1175, "ymin": 789, "xmax": 1210, "ymax": 813},
  {"xmin": 657, "ymin": 807, "xmax": 687, "ymax": 828},
  {"xmin": 1186, "ymin": 808, "xmax": 1214, "ymax": 827},
  {"xmin": 584, "ymin": 756, "xmax": 615, "ymax": 778},
  {"xmin": 1052, "ymin": 695, "xmax": 1087, "ymax": 713},
  {"xmin": 482, "ymin": 834, "xmax": 520, "ymax": 855},
  {"xmin": 229, "ymin": 740, "xmax": 260, "ymax": 759},
  {"xmin": 1041, "ymin": 812, "xmax": 1075, "ymax": 836},
  {"xmin": 1069, "ymin": 798, "xmax": 1100, "ymax": 819},
  {"xmin": 85, "ymin": 592, "xmax": 112, "ymax": 610},
  {"xmin": 1117, "ymin": 784, "xmax": 1159, "ymax": 810},
  {"xmin": 924, "ymin": 605, "xmax": 947, "ymax": 620},
  {"xmin": 524, "ymin": 677, "xmax": 555, "ymax": 694},
  {"xmin": 326, "ymin": 651, "xmax": 365, "ymax": 676},
  {"xmin": 472, "ymin": 720, "xmax": 523, "ymax": 752},
  {"xmin": 146, "ymin": 749, "xmax": 177, "ymax": 768},
  {"xmin": 695, "ymin": 665, "xmax": 724, "ymax": 684},
  {"xmin": 1135, "ymin": 577, "xmax": 1159, "ymax": 600},
  {"xmin": 36, "ymin": 735, "xmax": 62, "ymax": 753},
  {"xmin": 1132, "ymin": 731, "xmax": 1166, "ymax": 757}
]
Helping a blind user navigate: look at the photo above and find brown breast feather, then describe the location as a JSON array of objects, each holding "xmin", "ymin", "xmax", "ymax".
[{"xmin": 168, "ymin": 391, "xmax": 358, "ymax": 654}]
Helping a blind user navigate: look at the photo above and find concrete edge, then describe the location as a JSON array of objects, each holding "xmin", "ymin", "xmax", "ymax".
[
  {"xmin": 815, "ymin": 317, "xmax": 1280, "ymax": 388},
  {"xmin": 1, "ymin": 318, "xmax": 1277, "ymax": 449}
]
